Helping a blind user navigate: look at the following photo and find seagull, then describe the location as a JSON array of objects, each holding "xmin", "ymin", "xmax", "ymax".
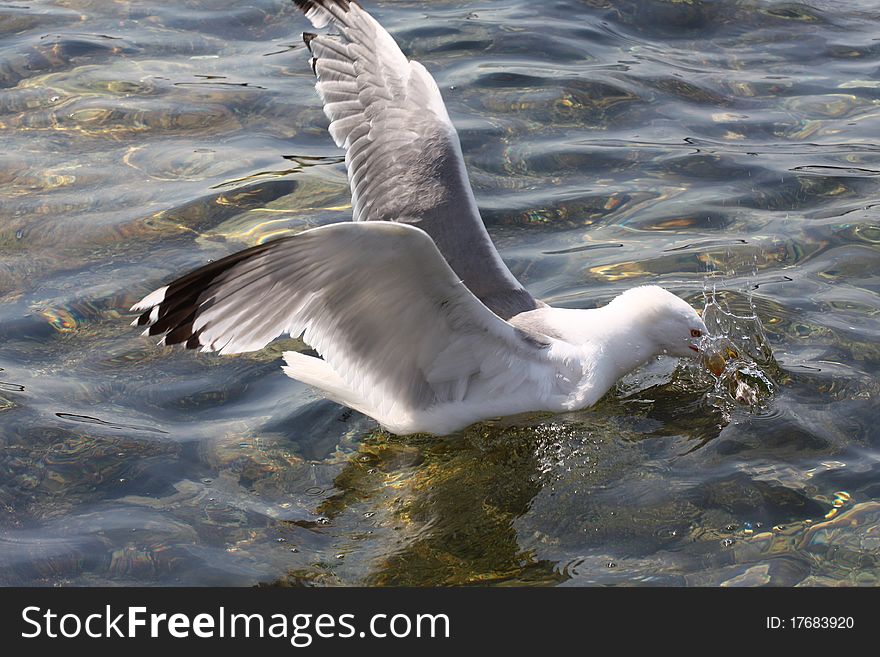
[{"xmin": 131, "ymin": 0, "xmax": 711, "ymax": 436}]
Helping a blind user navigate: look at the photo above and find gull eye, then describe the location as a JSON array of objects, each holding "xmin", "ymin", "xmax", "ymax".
[{"xmin": 690, "ymin": 329, "xmax": 702, "ymax": 338}]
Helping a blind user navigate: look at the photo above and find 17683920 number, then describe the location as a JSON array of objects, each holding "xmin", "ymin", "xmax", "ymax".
[{"xmin": 766, "ymin": 617, "xmax": 854, "ymax": 629}]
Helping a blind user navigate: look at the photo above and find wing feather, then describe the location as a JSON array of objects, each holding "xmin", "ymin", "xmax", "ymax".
[
  {"xmin": 131, "ymin": 223, "xmax": 569, "ymax": 431},
  {"xmin": 293, "ymin": 0, "xmax": 541, "ymax": 320}
]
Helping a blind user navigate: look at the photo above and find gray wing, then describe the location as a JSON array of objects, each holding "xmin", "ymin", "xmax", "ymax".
[
  {"xmin": 294, "ymin": 0, "xmax": 541, "ymax": 319},
  {"xmin": 131, "ymin": 222, "xmax": 562, "ymax": 425}
]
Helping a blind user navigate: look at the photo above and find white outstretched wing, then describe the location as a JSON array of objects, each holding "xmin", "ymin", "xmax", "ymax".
[
  {"xmin": 131, "ymin": 223, "xmax": 568, "ymax": 427},
  {"xmin": 294, "ymin": 0, "xmax": 540, "ymax": 320}
]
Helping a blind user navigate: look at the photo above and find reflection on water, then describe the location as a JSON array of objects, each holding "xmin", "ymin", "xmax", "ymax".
[{"xmin": 1, "ymin": 0, "xmax": 879, "ymax": 586}]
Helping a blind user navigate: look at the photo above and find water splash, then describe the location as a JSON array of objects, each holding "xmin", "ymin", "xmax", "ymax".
[{"xmin": 685, "ymin": 280, "xmax": 778, "ymax": 418}]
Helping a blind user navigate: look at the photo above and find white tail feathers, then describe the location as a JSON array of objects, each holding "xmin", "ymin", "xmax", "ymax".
[{"xmin": 281, "ymin": 351, "xmax": 369, "ymax": 414}]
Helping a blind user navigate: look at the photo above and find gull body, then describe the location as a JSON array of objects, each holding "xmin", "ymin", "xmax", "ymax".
[{"xmin": 131, "ymin": 0, "xmax": 708, "ymax": 435}]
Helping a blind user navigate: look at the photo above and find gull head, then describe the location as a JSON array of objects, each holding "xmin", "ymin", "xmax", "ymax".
[{"xmin": 611, "ymin": 285, "xmax": 708, "ymax": 359}]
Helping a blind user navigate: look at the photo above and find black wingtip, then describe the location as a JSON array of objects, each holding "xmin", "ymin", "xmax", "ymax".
[
  {"xmin": 292, "ymin": 0, "xmax": 353, "ymax": 19},
  {"xmin": 133, "ymin": 240, "xmax": 281, "ymax": 351},
  {"xmin": 185, "ymin": 330, "xmax": 205, "ymax": 350},
  {"xmin": 303, "ymin": 31, "xmax": 317, "ymax": 48}
]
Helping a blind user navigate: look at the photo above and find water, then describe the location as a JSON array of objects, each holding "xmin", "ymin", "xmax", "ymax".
[{"xmin": 1, "ymin": 0, "xmax": 879, "ymax": 586}]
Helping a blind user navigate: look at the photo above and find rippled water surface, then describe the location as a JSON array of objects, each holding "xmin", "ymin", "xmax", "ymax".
[{"xmin": 2, "ymin": 0, "xmax": 879, "ymax": 586}]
